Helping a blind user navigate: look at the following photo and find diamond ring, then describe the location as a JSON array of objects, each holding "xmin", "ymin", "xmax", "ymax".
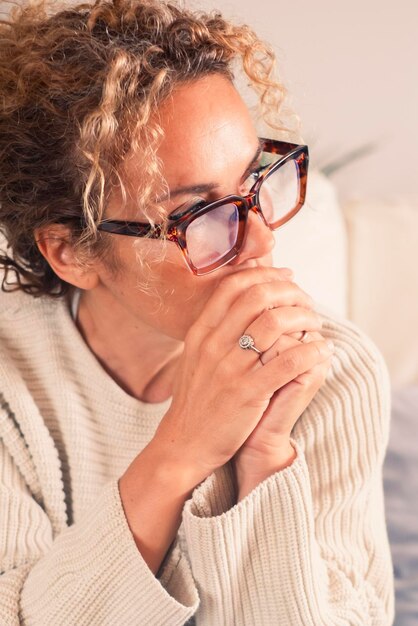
[{"xmin": 238, "ymin": 334, "xmax": 262, "ymax": 355}]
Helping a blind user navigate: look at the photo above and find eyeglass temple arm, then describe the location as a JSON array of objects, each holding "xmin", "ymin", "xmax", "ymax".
[
  {"xmin": 260, "ymin": 137, "xmax": 305, "ymax": 155},
  {"xmin": 97, "ymin": 220, "xmax": 164, "ymax": 239}
]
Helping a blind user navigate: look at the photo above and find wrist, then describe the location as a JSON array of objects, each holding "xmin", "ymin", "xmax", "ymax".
[
  {"xmin": 118, "ymin": 438, "xmax": 200, "ymax": 575},
  {"xmin": 234, "ymin": 441, "xmax": 297, "ymax": 501},
  {"xmin": 235, "ymin": 438, "xmax": 296, "ymax": 475},
  {"xmin": 144, "ymin": 436, "xmax": 204, "ymax": 495}
]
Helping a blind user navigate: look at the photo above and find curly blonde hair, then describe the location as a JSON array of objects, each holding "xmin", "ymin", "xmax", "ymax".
[{"xmin": 0, "ymin": 0, "xmax": 295, "ymax": 297}]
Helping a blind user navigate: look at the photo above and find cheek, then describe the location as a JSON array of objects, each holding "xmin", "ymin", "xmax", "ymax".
[
  {"xmin": 111, "ymin": 238, "xmax": 221, "ymax": 337},
  {"xmin": 154, "ymin": 260, "xmax": 220, "ymax": 333}
]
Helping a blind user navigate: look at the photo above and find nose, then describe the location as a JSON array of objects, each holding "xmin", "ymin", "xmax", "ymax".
[{"xmin": 230, "ymin": 206, "xmax": 275, "ymax": 266}]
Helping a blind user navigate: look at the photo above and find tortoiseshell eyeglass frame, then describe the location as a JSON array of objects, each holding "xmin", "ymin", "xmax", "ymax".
[{"xmin": 97, "ymin": 138, "xmax": 309, "ymax": 275}]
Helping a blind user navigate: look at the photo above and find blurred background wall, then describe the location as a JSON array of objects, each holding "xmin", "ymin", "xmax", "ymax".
[{"xmin": 191, "ymin": 0, "xmax": 417, "ymax": 205}]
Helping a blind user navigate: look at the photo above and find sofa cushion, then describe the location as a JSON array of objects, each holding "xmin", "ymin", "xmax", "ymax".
[
  {"xmin": 343, "ymin": 198, "xmax": 418, "ymax": 387},
  {"xmin": 272, "ymin": 169, "xmax": 348, "ymax": 318}
]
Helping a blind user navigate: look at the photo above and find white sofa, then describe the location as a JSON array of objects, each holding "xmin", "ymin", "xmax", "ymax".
[
  {"xmin": 344, "ymin": 197, "xmax": 418, "ymax": 389},
  {"xmin": 274, "ymin": 172, "xmax": 418, "ymax": 390},
  {"xmin": 272, "ymin": 169, "xmax": 348, "ymax": 319}
]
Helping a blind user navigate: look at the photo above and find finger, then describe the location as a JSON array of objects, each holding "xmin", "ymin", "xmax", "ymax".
[
  {"xmin": 260, "ymin": 333, "xmax": 302, "ymax": 365},
  {"xmin": 250, "ymin": 339, "xmax": 335, "ymax": 398},
  {"xmin": 258, "ymin": 358, "xmax": 332, "ymax": 439},
  {"xmin": 287, "ymin": 329, "xmax": 323, "ymax": 345},
  {"xmin": 291, "ymin": 357, "xmax": 332, "ymax": 386},
  {"xmin": 205, "ymin": 281, "xmax": 315, "ymax": 355},
  {"xmin": 193, "ymin": 266, "xmax": 312, "ymax": 335},
  {"xmin": 244, "ymin": 306, "xmax": 322, "ymax": 352},
  {"xmin": 260, "ymin": 329, "xmax": 324, "ymax": 365},
  {"xmin": 227, "ymin": 306, "xmax": 323, "ymax": 366}
]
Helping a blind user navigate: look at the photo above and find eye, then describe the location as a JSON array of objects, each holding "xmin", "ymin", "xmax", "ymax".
[
  {"xmin": 249, "ymin": 166, "xmax": 264, "ymax": 182},
  {"xmin": 169, "ymin": 198, "xmax": 207, "ymax": 219},
  {"xmin": 240, "ymin": 165, "xmax": 266, "ymax": 194}
]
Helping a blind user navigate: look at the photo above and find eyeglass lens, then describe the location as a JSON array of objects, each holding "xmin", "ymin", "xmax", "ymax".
[
  {"xmin": 186, "ymin": 202, "xmax": 239, "ymax": 268},
  {"xmin": 185, "ymin": 154, "xmax": 300, "ymax": 271}
]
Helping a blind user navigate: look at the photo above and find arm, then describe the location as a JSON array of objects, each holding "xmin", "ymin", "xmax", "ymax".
[
  {"xmin": 0, "ymin": 438, "xmax": 199, "ymax": 625},
  {"xmin": 0, "ymin": 266, "xmax": 333, "ymax": 625},
  {"xmin": 180, "ymin": 317, "xmax": 395, "ymax": 626},
  {"xmin": 118, "ymin": 439, "xmax": 200, "ymax": 575}
]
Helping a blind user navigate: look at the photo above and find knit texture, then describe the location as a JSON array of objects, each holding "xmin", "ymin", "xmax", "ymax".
[{"xmin": 0, "ymin": 290, "xmax": 394, "ymax": 625}]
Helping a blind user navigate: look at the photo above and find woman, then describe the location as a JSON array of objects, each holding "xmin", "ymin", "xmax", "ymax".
[{"xmin": 0, "ymin": 0, "xmax": 394, "ymax": 624}]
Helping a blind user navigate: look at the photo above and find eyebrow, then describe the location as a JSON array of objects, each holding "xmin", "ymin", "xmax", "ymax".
[{"xmin": 159, "ymin": 140, "xmax": 263, "ymax": 203}]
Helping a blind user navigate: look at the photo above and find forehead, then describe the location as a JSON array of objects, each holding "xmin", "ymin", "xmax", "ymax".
[
  {"xmin": 156, "ymin": 75, "xmax": 259, "ymax": 188},
  {"xmin": 107, "ymin": 75, "xmax": 259, "ymax": 219}
]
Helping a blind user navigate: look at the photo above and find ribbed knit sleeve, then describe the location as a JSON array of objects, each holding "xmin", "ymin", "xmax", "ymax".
[
  {"xmin": 181, "ymin": 315, "xmax": 395, "ymax": 625},
  {"xmin": 0, "ymin": 292, "xmax": 395, "ymax": 624},
  {"xmin": 0, "ymin": 439, "xmax": 198, "ymax": 625}
]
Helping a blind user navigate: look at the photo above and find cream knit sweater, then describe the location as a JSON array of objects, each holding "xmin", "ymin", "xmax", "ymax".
[{"xmin": 0, "ymin": 289, "xmax": 394, "ymax": 625}]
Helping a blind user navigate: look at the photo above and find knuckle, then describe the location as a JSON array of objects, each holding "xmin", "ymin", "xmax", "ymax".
[
  {"xmin": 278, "ymin": 280, "xmax": 313, "ymax": 309},
  {"xmin": 200, "ymin": 336, "xmax": 219, "ymax": 361},
  {"xmin": 244, "ymin": 283, "xmax": 268, "ymax": 306},
  {"xmin": 311, "ymin": 312, "xmax": 324, "ymax": 329},
  {"xmin": 309, "ymin": 367, "xmax": 327, "ymax": 386},
  {"xmin": 215, "ymin": 358, "xmax": 237, "ymax": 383},
  {"xmin": 220, "ymin": 272, "xmax": 241, "ymax": 292},
  {"xmin": 260, "ymin": 308, "xmax": 281, "ymax": 332},
  {"xmin": 297, "ymin": 362, "xmax": 328, "ymax": 388},
  {"xmin": 312, "ymin": 341, "xmax": 325, "ymax": 360},
  {"xmin": 280, "ymin": 350, "xmax": 301, "ymax": 372}
]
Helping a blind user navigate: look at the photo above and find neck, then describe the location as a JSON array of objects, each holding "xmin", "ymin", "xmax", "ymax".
[{"xmin": 76, "ymin": 288, "xmax": 183, "ymax": 403}]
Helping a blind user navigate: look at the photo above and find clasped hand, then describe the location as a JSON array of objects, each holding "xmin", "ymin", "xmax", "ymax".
[{"xmin": 153, "ymin": 266, "xmax": 334, "ymax": 497}]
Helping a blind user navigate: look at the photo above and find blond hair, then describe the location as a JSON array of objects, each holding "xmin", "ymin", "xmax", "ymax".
[{"xmin": 0, "ymin": 0, "xmax": 295, "ymax": 296}]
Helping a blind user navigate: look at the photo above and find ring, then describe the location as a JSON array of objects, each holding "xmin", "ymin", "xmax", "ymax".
[
  {"xmin": 238, "ymin": 334, "xmax": 263, "ymax": 355},
  {"xmin": 299, "ymin": 330, "xmax": 309, "ymax": 342}
]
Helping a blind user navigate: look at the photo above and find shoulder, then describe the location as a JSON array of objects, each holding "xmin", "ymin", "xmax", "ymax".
[
  {"xmin": 0, "ymin": 288, "xmax": 68, "ymax": 335},
  {"xmin": 0, "ymin": 289, "xmax": 72, "ymax": 383}
]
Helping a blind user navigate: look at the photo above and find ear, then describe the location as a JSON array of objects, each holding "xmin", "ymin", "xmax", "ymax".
[{"xmin": 35, "ymin": 225, "xmax": 99, "ymax": 291}]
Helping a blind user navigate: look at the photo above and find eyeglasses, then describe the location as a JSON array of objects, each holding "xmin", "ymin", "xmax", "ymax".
[{"xmin": 97, "ymin": 138, "xmax": 309, "ymax": 275}]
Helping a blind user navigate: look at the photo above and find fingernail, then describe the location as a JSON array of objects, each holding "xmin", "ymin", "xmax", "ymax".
[
  {"xmin": 282, "ymin": 268, "xmax": 294, "ymax": 279},
  {"xmin": 326, "ymin": 340, "xmax": 335, "ymax": 352}
]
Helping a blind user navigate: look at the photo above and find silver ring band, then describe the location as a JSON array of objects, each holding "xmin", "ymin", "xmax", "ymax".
[{"xmin": 238, "ymin": 334, "xmax": 262, "ymax": 355}]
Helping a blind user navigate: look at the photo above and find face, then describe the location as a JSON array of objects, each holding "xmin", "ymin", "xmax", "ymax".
[{"xmin": 95, "ymin": 74, "xmax": 276, "ymax": 340}]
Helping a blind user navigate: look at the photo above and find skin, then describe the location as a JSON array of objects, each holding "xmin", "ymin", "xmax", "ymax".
[{"xmin": 37, "ymin": 74, "xmax": 333, "ymax": 574}]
